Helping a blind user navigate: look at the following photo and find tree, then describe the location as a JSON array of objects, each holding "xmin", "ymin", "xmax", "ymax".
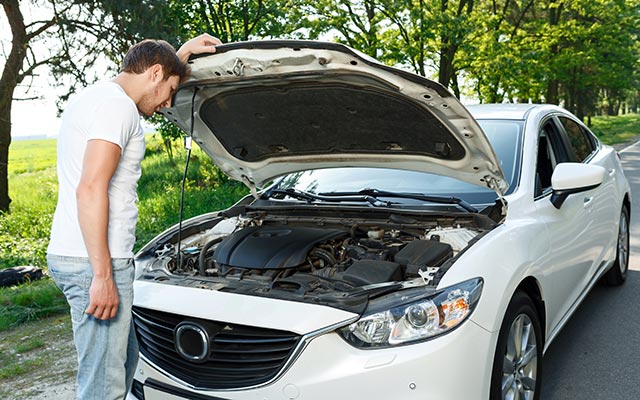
[
  {"xmin": 303, "ymin": 0, "xmax": 386, "ymax": 58},
  {"xmin": 0, "ymin": 0, "xmax": 156, "ymax": 212},
  {"xmin": 463, "ymin": 0, "xmax": 540, "ymax": 103},
  {"xmin": 462, "ymin": 0, "xmax": 640, "ymax": 118},
  {"xmin": 302, "ymin": 0, "xmax": 478, "ymax": 97}
]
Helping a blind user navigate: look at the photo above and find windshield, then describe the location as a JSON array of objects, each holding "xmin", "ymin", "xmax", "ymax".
[{"xmin": 276, "ymin": 119, "xmax": 523, "ymax": 206}]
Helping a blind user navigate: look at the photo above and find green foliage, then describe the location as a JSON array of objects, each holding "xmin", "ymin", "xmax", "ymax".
[
  {"xmin": 303, "ymin": 0, "xmax": 386, "ymax": 58},
  {"xmin": 297, "ymin": 0, "xmax": 640, "ymax": 116},
  {"xmin": 0, "ymin": 279, "xmax": 69, "ymax": 331},
  {"xmin": 165, "ymin": 0, "xmax": 299, "ymax": 43},
  {"xmin": 463, "ymin": 0, "xmax": 640, "ymax": 117},
  {"xmin": 135, "ymin": 134, "xmax": 248, "ymax": 249},
  {"xmin": 0, "ymin": 359, "xmax": 45, "ymax": 380}
]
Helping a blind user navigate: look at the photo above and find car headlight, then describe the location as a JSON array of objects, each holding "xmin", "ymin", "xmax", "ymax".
[{"xmin": 339, "ymin": 278, "xmax": 483, "ymax": 348}]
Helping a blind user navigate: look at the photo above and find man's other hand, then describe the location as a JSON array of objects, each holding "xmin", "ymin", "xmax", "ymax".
[{"xmin": 177, "ymin": 33, "xmax": 222, "ymax": 63}]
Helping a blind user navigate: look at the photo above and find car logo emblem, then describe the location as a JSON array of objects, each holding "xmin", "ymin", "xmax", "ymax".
[{"xmin": 174, "ymin": 322, "xmax": 210, "ymax": 363}]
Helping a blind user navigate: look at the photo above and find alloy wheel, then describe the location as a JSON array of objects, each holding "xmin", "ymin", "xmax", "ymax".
[
  {"xmin": 501, "ymin": 314, "xmax": 538, "ymax": 400},
  {"xmin": 618, "ymin": 210, "xmax": 629, "ymax": 275}
]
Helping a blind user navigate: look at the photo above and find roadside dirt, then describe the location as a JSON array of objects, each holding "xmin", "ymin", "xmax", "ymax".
[{"xmin": 0, "ymin": 314, "xmax": 76, "ymax": 399}]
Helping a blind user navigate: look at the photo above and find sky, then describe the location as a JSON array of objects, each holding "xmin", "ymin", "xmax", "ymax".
[
  {"xmin": 2, "ymin": 3, "xmax": 64, "ymax": 139},
  {"xmin": 10, "ymin": 88, "xmax": 62, "ymax": 139}
]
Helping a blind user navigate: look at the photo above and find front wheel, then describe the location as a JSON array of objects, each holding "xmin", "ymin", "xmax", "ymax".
[
  {"xmin": 490, "ymin": 291, "xmax": 543, "ymax": 400},
  {"xmin": 605, "ymin": 205, "xmax": 629, "ymax": 286}
]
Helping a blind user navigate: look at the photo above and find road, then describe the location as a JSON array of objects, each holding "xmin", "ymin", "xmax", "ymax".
[{"xmin": 541, "ymin": 141, "xmax": 640, "ymax": 399}]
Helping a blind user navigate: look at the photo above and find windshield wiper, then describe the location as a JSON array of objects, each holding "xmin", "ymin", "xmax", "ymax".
[
  {"xmin": 261, "ymin": 188, "xmax": 398, "ymax": 207},
  {"xmin": 317, "ymin": 188, "xmax": 478, "ymax": 213}
]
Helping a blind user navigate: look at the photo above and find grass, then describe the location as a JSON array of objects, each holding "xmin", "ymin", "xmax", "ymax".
[
  {"xmin": 0, "ymin": 279, "xmax": 70, "ymax": 331},
  {"xmin": 14, "ymin": 338, "xmax": 45, "ymax": 353},
  {"xmin": 8, "ymin": 138, "xmax": 57, "ymax": 174},
  {"xmin": 1, "ymin": 140, "xmax": 57, "ymax": 270},
  {"xmin": 589, "ymin": 113, "xmax": 640, "ymax": 145},
  {"xmin": 0, "ymin": 134, "xmax": 247, "ymax": 331}
]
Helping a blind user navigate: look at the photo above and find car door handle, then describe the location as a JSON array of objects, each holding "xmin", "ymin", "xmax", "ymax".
[
  {"xmin": 609, "ymin": 168, "xmax": 616, "ymax": 177},
  {"xmin": 583, "ymin": 197, "xmax": 594, "ymax": 207}
]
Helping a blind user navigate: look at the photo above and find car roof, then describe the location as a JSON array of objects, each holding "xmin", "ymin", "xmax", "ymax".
[{"xmin": 465, "ymin": 104, "xmax": 548, "ymax": 120}]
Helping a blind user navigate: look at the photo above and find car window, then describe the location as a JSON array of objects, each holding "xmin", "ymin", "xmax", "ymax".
[
  {"xmin": 558, "ymin": 116, "xmax": 595, "ymax": 162},
  {"xmin": 277, "ymin": 119, "xmax": 523, "ymax": 206},
  {"xmin": 535, "ymin": 119, "xmax": 570, "ymax": 198}
]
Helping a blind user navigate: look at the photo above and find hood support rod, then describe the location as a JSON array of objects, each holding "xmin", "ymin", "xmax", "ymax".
[{"xmin": 177, "ymin": 87, "xmax": 199, "ymax": 268}]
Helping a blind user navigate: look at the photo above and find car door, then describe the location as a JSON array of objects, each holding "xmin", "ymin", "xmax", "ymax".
[
  {"xmin": 556, "ymin": 115, "xmax": 619, "ymax": 271},
  {"xmin": 532, "ymin": 116, "xmax": 606, "ymax": 333}
]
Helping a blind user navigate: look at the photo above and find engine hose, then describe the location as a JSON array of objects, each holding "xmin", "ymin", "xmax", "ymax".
[
  {"xmin": 198, "ymin": 237, "xmax": 224, "ymax": 276},
  {"xmin": 311, "ymin": 247, "xmax": 336, "ymax": 267}
]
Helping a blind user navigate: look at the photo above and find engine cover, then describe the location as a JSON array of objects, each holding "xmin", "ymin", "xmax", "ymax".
[{"xmin": 213, "ymin": 226, "xmax": 347, "ymax": 269}]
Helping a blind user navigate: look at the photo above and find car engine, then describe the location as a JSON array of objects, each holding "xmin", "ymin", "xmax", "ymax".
[{"xmin": 140, "ymin": 208, "xmax": 488, "ymax": 300}]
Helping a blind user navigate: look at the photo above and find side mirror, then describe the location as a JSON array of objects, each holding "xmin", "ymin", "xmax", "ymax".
[{"xmin": 550, "ymin": 163, "xmax": 605, "ymax": 209}]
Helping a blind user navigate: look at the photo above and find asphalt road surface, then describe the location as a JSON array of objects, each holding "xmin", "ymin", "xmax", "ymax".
[{"xmin": 541, "ymin": 141, "xmax": 640, "ymax": 399}]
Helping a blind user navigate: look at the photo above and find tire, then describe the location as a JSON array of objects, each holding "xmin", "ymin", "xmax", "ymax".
[
  {"xmin": 490, "ymin": 291, "xmax": 543, "ymax": 400},
  {"xmin": 0, "ymin": 266, "xmax": 43, "ymax": 287},
  {"xmin": 605, "ymin": 205, "xmax": 629, "ymax": 286}
]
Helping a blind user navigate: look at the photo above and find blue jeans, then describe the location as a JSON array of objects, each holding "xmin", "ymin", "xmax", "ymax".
[{"xmin": 48, "ymin": 255, "xmax": 139, "ymax": 400}]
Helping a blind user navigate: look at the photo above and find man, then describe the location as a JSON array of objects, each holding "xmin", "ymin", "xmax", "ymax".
[{"xmin": 46, "ymin": 33, "xmax": 221, "ymax": 399}]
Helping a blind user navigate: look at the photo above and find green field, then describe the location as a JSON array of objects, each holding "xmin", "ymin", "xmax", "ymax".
[
  {"xmin": 9, "ymin": 139, "xmax": 58, "ymax": 174},
  {"xmin": 1, "ymin": 134, "xmax": 247, "ymax": 330},
  {"xmin": 0, "ymin": 114, "xmax": 638, "ymax": 332},
  {"xmin": 590, "ymin": 114, "xmax": 640, "ymax": 145}
]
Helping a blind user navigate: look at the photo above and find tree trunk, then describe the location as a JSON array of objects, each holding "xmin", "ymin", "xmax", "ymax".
[
  {"xmin": 0, "ymin": 115, "xmax": 10, "ymax": 212},
  {"xmin": 607, "ymin": 102, "xmax": 614, "ymax": 116},
  {"xmin": 576, "ymin": 93, "xmax": 585, "ymax": 121},
  {"xmin": 0, "ymin": 0, "xmax": 28, "ymax": 212},
  {"xmin": 546, "ymin": 4, "xmax": 561, "ymax": 105},
  {"xmin": 438, "ymin": 47, "xmax": 456, "ymax": 89},
  {"xmin": 546, "ymin": 80, "xmax": 559, "ymax": 104},
  {"xmin": 450, "ymin": 72, "xmax": 461, "ymax": 99}
]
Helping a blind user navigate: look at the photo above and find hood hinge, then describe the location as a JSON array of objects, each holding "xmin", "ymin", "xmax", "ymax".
[
  {"xmin": 485, "ymin": 176, "xmax": 507, "ymax": 215},
  {"xmin": 241, "ymin": 175, "xmax": 259, "ymax": 199}
]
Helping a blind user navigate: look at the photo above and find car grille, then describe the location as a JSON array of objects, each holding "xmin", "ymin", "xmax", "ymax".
[{"xmin": 132, "ymin": 306, "xmax": 302, "ymax": 390}]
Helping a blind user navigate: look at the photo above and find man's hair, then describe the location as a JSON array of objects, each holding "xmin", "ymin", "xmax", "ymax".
[{"xmin": 122, "ymin": 39, "xmax": 189, "ymax": 81}]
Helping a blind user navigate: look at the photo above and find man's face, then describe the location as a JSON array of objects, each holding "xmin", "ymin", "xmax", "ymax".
[{"xmin": 138, "ymin": 67, "xmax": 181, "ymax": 117}]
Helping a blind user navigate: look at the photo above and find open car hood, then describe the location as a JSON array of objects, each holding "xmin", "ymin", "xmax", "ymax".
[{"xmin": 161, "ymin": 41, "xmax": 508, "ymax": 195}]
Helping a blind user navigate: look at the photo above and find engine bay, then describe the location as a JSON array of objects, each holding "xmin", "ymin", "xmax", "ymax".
[{"xmin": 137, "ymin": 207, "xmax": 492, "ymax": 309}]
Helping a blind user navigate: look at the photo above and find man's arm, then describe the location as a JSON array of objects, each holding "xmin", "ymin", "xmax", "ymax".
[
  {"xmin": 76, "ymin": 139, "xmax": 121, "ymax": 320},
  {"xmin": 176, "ymin": 33, "xmax": 222, "ymax": 63}
]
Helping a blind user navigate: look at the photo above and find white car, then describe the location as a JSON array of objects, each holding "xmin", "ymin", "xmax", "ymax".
[{"xmin": 128, "ymin": 41, "xmax": 630, "ymax": 400}]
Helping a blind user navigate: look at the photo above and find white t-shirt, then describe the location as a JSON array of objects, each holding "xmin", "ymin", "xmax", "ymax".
[{"xmin": 48, "ymin": 82, "xmax": 145, "ymax": 258}]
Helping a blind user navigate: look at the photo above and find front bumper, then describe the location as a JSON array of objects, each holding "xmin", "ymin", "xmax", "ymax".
[{"xmin": 128, "ymin": 316, "xmax": 496, "ymax": 400}]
